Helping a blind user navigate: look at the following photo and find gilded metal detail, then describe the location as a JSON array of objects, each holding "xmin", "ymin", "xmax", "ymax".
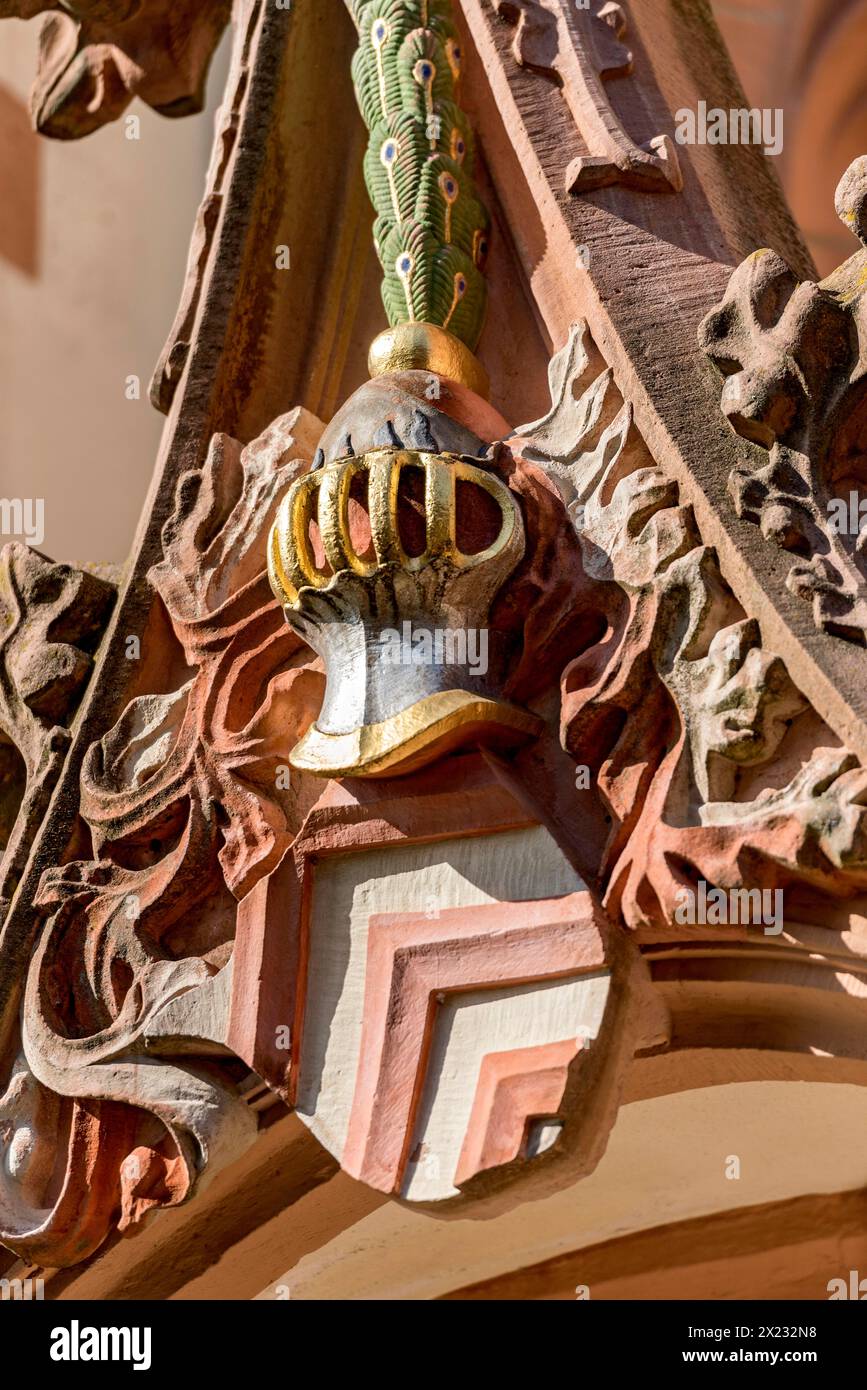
[{"xmin": 268, "ymin": 449, "xmax": 540, "ymax": 777}]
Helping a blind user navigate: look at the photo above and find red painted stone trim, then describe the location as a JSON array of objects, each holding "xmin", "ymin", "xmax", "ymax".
[
  {"xmin": 342, "ymin": 893, "xmax": 607, "ymax": 1193},
  {"xmin": 454, "ymin": 1037, "xmax": 583, "ymax": 1187},
  {"xmin": 228, "ymin": 755, "xmax": 537, "ymax": 1105}
]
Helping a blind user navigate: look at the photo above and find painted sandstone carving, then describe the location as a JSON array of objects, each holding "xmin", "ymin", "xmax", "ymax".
[
  {"xmin": 0, "ymin": 544, "xmax": 114, "ymax": 1263},
  {"xmin": 0, "ymin": 0, "xmax": 230, "ymax": 138},
  {"xmin": 701, "ymin": 156, "xmax": 867, "ymax": 645},
  {"xmin": 265, "ymin": 0, "xmax": 535, "ymax": 778},
  {"xmin": 487, "ymin": 0, "xmax": 682, "ymax": 194},
  {"xmin": 267, "ymin": 445, "xmax": 542, "ymax": 778},
  {"xmin": 3, "ymin": 0, "xmax": 867, "ymax": 1272},
  {"xmin": 150, "ymin": 0, "xmax": 262, "ymax": 413},
  {"xmin": 0, "ymin": 410, "xmax": 322, "ymax": 1262},
  {"xmin": 0, "ymin": 545, "xmax": 114, "ymax": 924}
]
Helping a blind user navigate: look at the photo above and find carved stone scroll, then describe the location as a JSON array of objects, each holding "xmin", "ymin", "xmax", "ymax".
[
  {"xmin": 0, "ymin": 409, "xmax": 324, "ymax": 1265},
  {"xmin": 8, "ymin": 0, "xmax": 867, "ymax": 1283},
  {"xmin": 0, "ymin": 545, "xmax": 114, "ymax": 924},
  {"xmin": 0, "ymin": 545, "xmax": 114, "ymax": 1266}
]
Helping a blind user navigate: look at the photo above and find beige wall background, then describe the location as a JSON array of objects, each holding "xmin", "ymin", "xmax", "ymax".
[{"xmin": 0, "ymin": 19, "xmax": 229, "ymax": 565}]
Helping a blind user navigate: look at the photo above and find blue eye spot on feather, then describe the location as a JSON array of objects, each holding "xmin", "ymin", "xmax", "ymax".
[
  {"xmin": 445, "ymin": 37, "xmax": 462, "ymax": 83},
  {"xmin": 439, "ymin": 173, "xmax": 458, "ymax": 202}
]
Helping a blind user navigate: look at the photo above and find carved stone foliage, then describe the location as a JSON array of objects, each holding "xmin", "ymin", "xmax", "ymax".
[
  {"xmin": 513, "ymin": 322, "xmax": 867, "ymax": 935},
  {"xmin": 0, "ymin": 545, "xmax": 114, "ymax": 1267},
  {"xmin": 0, "ymin": 544, "xmax": 114, "ymax": 921},
  {"xmin": 9, "ymin": 328, "xmax": 867, "ymax": 1264},
  {"xmin": 0, "ymin": 0, "xmax": 231, "ymax": 139},
  {"xmin": 700, "ymin": 156, "xmax": 867, "ymax": 645},
  {"xmin": 488, "ymin": 0, "xmax": 682, "ymax": 194},
  {"xmin": 0, "ymin": 410, "xmax": 326, "ymax": 1265},
  {"xmin": 237, "ymin": 317, "xmax": 867, "ymax": 1215},
  {"xmin": 240, "ymin": 320, "xmax": 867, "ymax": 1216}
]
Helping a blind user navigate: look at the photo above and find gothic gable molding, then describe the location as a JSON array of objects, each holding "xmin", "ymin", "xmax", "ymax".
[{"xmin": 150, "ymin": 0, "xmax": 263, "ymax": 414}]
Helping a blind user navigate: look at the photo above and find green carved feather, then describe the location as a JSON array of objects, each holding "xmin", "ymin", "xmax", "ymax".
[{"xmin": 346, "ymin": 0, "xmax": 490, "ymax": 351}]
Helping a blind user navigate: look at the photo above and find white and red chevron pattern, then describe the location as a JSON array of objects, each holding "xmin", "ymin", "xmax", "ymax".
[{"xmin": 228, "ymin": 760, "xmax": 635, "ymax": 1209}]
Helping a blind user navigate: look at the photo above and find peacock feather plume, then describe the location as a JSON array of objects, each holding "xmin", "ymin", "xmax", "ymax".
[{"xmin": 346, "ymin": 0, "xmax": 490, "ymax": 352}]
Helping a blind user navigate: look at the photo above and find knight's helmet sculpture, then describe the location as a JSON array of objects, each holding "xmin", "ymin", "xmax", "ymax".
[{"xmin": 266, "ymin": 0, "xmax": 543, "ymax": 778}]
